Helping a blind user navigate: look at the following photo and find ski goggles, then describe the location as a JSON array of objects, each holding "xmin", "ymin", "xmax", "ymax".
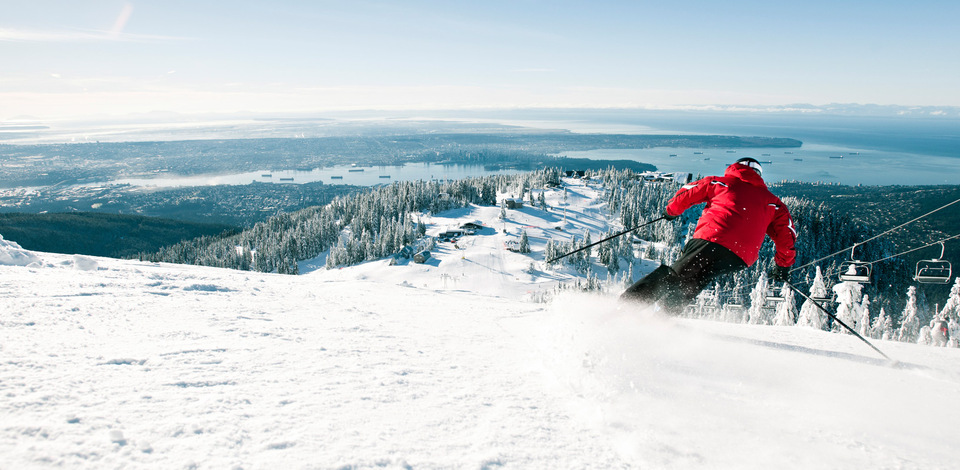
[{"xmin": 736, "ymin": 159, "xmax": 763, "ymax": 176}]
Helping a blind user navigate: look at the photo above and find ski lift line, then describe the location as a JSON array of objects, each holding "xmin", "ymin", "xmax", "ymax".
[
  {"xmin": 789, "ymin": 196, "xmax": 960, "ymax": 274},
  {"xmin": 698, "ymin": 232, "xmax": 960, "ymax": 309},
  {"xmin": 807, "ymin": 232, "xmax": 960, "ymax": 283},
  {"xmin": 859, "ymin": 232, "xmax": 960, "ymax": 267}
]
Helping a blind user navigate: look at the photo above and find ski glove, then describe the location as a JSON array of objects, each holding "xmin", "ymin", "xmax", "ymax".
[
  {"xmin": 770, "ymin": 265, "xmax": 791, "ymax": 282},
  {"xmin": 663, "ymin": 209, "xmax": 678, "ymax": 221}
]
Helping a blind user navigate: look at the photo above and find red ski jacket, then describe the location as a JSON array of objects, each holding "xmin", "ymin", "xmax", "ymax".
[{"xmin": 665, "ymin": 163, "xmax": 797, "ymax": 267}]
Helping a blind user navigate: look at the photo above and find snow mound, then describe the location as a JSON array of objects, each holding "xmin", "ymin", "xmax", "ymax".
[
  {"xmin": 73, "ymin": 255, "xmax": 99, "ymax": 271},
  {"xmin": 0, "ymin": 233, "xmax": 41, "ymax": 266}
]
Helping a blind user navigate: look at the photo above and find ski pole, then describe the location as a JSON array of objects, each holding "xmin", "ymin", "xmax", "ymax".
[
  {"xmin": 786, "ymin": 282, "xmax": 894, "ymax": 362},
  {"xmin": 546, "ymin": 216, "xmax": 667, "ymax": 264}
]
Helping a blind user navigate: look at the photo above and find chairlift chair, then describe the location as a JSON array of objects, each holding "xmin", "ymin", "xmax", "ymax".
[
  {"xmin": 811, "ymin": 293, "xmax": 837, "ymax": 304},
  {"xmin": 765, "ymin": 284, "xmax": 786, "ymax": 305},
  {"xmin": 839, "ymin": 244, "xmax": 872, "ymax": 284},
  {"xmin": 839, "ymin": 262, "xmax": 871, "ymax": 283},
  {"xmin": 915, "ymin": 242, "xmax": 953, "ymax": 284}
]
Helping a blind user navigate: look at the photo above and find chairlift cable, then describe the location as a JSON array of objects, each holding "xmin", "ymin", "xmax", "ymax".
[
  {"xmin": 790, "ymin": 196, "xmax": 960, "ymax": 273},
  {"xmin": 809, "ymin": 231, "xmax": 960, "ymax": 281},
  {"xmin": 646, "ymin": 198, "xmax": 960, "ymax": 306},
  {"xmin": 696, "ymin": 231, "xmax": 959, "ymax": 302},
  {"xmin": 858, "ymin": 232, "xmax": 960, "ymax": 267}
]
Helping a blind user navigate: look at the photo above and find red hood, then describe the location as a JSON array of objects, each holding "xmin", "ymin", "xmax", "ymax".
[{"xmin": 725, "ymin": 163, "xmax": 767, "ymax": 188}]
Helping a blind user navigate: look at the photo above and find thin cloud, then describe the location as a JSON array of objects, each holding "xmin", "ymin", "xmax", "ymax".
[{"xmin": 0, "ymin": 27, "xmax": 189, "ymax": 43}]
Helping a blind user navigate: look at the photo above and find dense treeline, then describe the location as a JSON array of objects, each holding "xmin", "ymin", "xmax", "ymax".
[
  {"xmin": 138, "ymin": 166, "xmax": 940, "ymax": 342},
  {"xmin": 773, "ymin": 182, "xmax": 960, "ymax": 305},
  {"xmin": 141, "ymin": 169, "xmax": 563, "ymax": 273},
  {"xmin": 0, "ymin": 212, "xmax": 238, "ymax": 259}
]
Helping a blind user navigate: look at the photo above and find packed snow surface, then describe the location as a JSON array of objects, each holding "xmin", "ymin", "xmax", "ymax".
[{"xmin": 3, "ymin": 180, "xmax": 960, "ymax": 469}]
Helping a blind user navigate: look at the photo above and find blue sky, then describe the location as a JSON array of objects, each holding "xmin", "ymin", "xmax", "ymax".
[{"xmin": 2, "ymin": 0, "xmax": 958, "ymax": 119}]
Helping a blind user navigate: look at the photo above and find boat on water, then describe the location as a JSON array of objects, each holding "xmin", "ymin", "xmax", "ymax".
[
  {"xmin": 379, "ymin": 175, "xmax": 391, "ymax": 178},
  {"xmin": 669, "ymin": 154, "xmax": 678, "ymax": 157},
  {"xmin": 279, "ymin": 177, "xmax": 294, "ymax": 181},
  {"xmin": 348, "ymin": 168, "xmax": 364, "ymax": 172},
  {"xmin": 794, "ymin": 158, "xmax": 803, "ymax": 161},
  {"xmin": 261, "ymin": 174, "xmax": 272, "ymax": 178},
  {"xmin": 761, "ymin": 154, "xmax": 771, "ymax": 156},
  {"xmin": 693, "ymin": 151, "xmax": 704, "ymax": 155},
  {"xmin": 330, "ymin": 176, "xmax": 343, "ymax": 179},
  {"xmin": 704, "ymin": 157, "xmax": 711, "ymax": 160},
  {"xmin": 726, "ymin": 150, "xmax": 736, "ymax": 153},
  {"xmin": 784, "ymin": 151, "xmax": 794, "ymax": 154},
  {"xmin": 829, "ymin": 155, "xmax": 844, "ymax": 159}
]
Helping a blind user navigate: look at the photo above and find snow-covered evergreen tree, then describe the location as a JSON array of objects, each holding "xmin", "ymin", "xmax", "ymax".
[
  {"xmin": 917, "ymin": 325, "xmax": 933, "ymax": 346},
  {"xmin": 772, "ymin": 283, "xmax": 797, "ymax": 326},
  {"xmin": 832, "ymin": 281, "xmax": 863, "ymax": 335},
  {"xmin": 544, "ymin": 240, "xmax": 559, "ymax": 267},
  {"xmin": 796, "ymin": 267, "xmax": 829, "ymax": 330},
  {"xmin": 947, "ymin": 317, "xmax": 959, "ymax": 348},
  {"xmin": 605, "ymin": 245, "xmax": 619, "ymax": 276},
  {"xmin": 857, "ymin": 295, "xmax": 872, "ymax": 338},
  {"xmin": 747, "ymin": 272, "xmax": 772, "ymax": 325},
  {"xmin": 896, "ymin": 286, "xmax": 921, "ymax": 343},
  {"xmin": 519, "ymin": 230, "xmax": 531, "ymax": 254},
  {"xmin": 938, "ymin": 277, "xmax": 960, "ymax": 324},
  {"xmin": 871, "ymin": 307, "xmax": 894, "ymax": 340}
]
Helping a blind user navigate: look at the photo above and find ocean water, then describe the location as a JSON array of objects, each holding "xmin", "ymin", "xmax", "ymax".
[
  {"xmin": 42, "ymin": 109, "xmax": 960, "ymax": 187},
  {"xmin": 559, "ymin": 144, "xmax": 960, "ymax": 186},
  {"xmin": 454, "ymin": 110, "xmax": 960, "ymax": 186}
]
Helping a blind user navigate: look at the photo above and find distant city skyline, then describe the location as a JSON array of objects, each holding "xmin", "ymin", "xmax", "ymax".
[{"xmin": 2, "ymin": 0, "xmax": 958, "ymax": 120}]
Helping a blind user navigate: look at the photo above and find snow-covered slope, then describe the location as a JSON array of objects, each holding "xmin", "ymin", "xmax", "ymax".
[{"xmin": 3, "ymin": 180, "xmax": 960, "ymax": 469}]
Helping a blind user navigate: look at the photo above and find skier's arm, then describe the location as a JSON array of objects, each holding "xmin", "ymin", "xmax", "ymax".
[
  {"xmin": 665, "ymin": 177, "xmax": 715, "ymax": 217},
  {"xmin": 767, "ymin": 201, "xmax": 797, "ymax": 267}
]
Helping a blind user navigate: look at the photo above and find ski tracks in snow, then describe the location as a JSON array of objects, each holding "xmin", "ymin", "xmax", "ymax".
[
  {"xmin": 517, "ymin": 292, "xmax": 960, "ymax": 470},
  {"xmin": 1, "ymin": 258, "xmax": 627, "ymax": 468},
  {"xmin": 5, "ymin": 252, "xmax": 960, "ymax": 469}
]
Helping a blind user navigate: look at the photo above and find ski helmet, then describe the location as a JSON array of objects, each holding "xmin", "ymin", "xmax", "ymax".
[{"xmin": 734, "ymin": 157, "xmax": 763, "ymax": 176}]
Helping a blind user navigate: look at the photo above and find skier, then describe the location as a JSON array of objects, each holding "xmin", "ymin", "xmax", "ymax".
[
  {"xmin": 621, "ymin": 157, "xmax": 797, "ymax": 313},
  {"xmin": 931, "ymin": 318, "xmax": 949, "ymax": 347}
]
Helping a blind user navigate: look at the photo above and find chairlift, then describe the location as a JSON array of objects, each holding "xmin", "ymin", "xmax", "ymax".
[
  {"xmin": 839, "ymin": 243, "xmax": 872, "ymax": 284},
  {"xmin": 765, "ymin": 283, "xmax": 786, "ymax": 305},
  {"xmin": 915, "ymin": 242, "xmax": 953, "ymax": 284},
  {"xmin": 811, "ymin": 293, "xmax": 837, "ymax": 304}
]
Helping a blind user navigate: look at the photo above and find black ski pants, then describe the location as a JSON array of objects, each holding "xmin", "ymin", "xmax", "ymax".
[{"xmin": 620, "ymin": 238, "xmax": 747, "ymax": 314}]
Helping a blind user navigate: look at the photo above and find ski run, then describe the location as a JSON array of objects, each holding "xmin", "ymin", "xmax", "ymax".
[{"xmin": 3, "ymin": 177, "xmax": 960, "ymax": 469}]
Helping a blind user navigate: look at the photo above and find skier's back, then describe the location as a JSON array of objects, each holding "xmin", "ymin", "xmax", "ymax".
[{"xmin": 621, "ymin": 157, "xmax": 797, "ymax": 313}]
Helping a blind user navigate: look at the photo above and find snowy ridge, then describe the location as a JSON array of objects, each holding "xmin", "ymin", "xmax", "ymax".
[
  {"xmin": 0, "ymin": 233, "xmax": 40, "ymax": 266},
  {"xmin": 3, "ymin": 180, "xmax": 960, "ymax": 469}
]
